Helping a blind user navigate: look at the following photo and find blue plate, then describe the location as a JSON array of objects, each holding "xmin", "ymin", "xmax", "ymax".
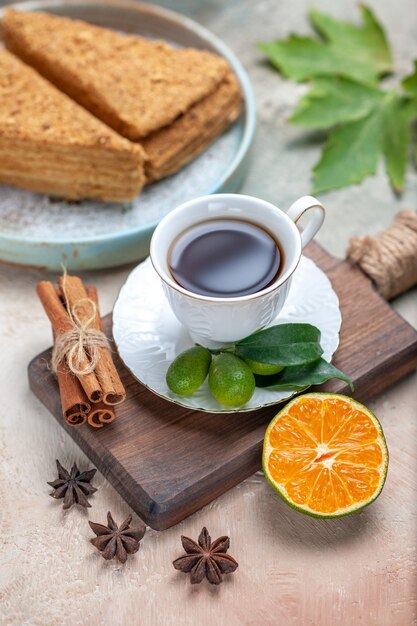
[{"xmin": 0, "ymin": 0, "xmax": 255, "ymax": 270}]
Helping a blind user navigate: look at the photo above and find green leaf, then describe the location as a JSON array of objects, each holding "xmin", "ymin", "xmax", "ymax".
[
  {"xmin": 401, "ymin": 63, "xmax": 417, "ymax": 166},
  {"xmin": 235, "ymin": 323, "xmax": 323, "ymax": 366},
  {"xmin": 258, "ymin": 36, "xmax": 377, "ymax": 85},
  {"xmin": 402, "ymin": 60, "xmax": 417, "ymax": 96},
  {"xmin": 309, "ymin": 5, "xmax": 392, "ymax": 75},
  {"xmin": 312, "ymin": 91, "xmax": 412, "ymax": 193},
  {"xmin": 290, "ymin": 77, "xmax": 384, "ymax": 129},
  {"xmin": 382, "ymin": 94, "xmax": 411, "ymax": 192},
  {"xmin": 258, "ymin": 5, "xmax": 414, "ymax": 193},
  {"xmin": 254, "ymin": 358, "xmax": 354, "ymax": 391},
  {"xmin": 312, "ymin": 107, "xmax": 382, "ymax": 193},
  {"xmin": 259, "ymin": 5, "xmax": 393, "ymax": 86}
]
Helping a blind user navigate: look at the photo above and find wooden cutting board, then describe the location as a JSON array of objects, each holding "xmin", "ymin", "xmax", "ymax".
[{"xmin": 28, "ymin": 243, "xmax": 417, "ymax": 530}]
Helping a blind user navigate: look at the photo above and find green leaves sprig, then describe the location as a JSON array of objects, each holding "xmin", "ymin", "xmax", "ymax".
[
  {"xmin": 230, "ymin": 322, "xmax": 353, "ymax": 391},
  {"xmin": 235, "ymin": 323, "xmax": 322, "ymax": 365},
  {"xmin": 167, "ymin": 323, "xmax": 353, "ymax": 406},
  {"xmin": 258, "ymin": 5, "xmax": 417, "ymax": 193},
  {"xmin": 255, "ymin": 357, "xmax": 353, "ymax": 391}
]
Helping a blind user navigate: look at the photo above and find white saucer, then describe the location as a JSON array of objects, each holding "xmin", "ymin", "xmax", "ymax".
[{"xmin": 113, "ymin": 256, "xmax": 342, "ymax": 413}]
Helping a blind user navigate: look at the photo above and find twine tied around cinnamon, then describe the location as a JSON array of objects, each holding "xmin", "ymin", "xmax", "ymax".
[
  {"xmin": 346, "ymin": 210, "xmax": 417, "ymax": 300},
  {"xmin": 51, "ymin": 276, "xmax": 110, "ymax": 376}
]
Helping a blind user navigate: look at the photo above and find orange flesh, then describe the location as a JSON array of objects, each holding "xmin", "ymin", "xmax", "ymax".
[{"xmin": 266, "ymin": 396, "xmax": 385, "ymax": 514}]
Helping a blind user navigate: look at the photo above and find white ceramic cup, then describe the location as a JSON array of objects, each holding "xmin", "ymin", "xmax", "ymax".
[{"xmin": 150, "ymin": 193, "xmax": 325, "ymax": 347}]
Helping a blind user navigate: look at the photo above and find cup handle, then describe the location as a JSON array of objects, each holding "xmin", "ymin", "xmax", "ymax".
[{"xmin": 286, "ymin": 196, "xmax": 325, "ymax": 249}]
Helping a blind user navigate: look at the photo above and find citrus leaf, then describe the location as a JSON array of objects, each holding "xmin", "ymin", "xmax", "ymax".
[
  {"xmin": 254, "ymin": 358, "xmax": 354, "ymax": 391},
  {"xmin": 258, "ymin": 36, "xmax": 377, "ymax": 85},
  {"xmin": 235, "ymin": 323, "xmax": 323, "ymax": 366},
  {"xmin": 309, "ymin": 5, "xmax": 392, "ymax": 74},
  {"xmin": 290, "ymin": 77, "xmax": 384, "ymax": 129}
]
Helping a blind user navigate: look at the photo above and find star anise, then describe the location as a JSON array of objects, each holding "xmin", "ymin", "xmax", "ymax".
[
  {"xmin": 47, "ymin": 460, "xmax": 97, "ymax": 509},
  {"xmin": 173, "ymin": 527, "xmax": 238, "ymax": 585},
  {"xmin": 89, "ymin": 511, "xmax": 146, "ymax": 563}
]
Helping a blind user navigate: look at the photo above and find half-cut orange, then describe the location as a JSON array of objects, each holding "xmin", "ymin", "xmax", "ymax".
[{"xmin": 263, "ymin": 393, "xmax": 388, "ymax": 517}]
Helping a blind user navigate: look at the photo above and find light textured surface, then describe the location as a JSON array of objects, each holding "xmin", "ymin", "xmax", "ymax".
[{"xmin": 0, "ymin": 0, "xmax": 416, "ymax": 625}]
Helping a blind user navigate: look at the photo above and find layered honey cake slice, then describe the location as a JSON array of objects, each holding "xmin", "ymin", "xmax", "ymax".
[
  {"xmin": 3, "ymin": 9, "xmax": 242, "ymax": 183},
  {"xmin": 142, "ymin": 72, "xmax": 242, "ymax": 181},
  {"xmin": 2, "ymin": 9, "xmax": 231, "ymax": 141},
  {"xmin": 0, "ymin": 50, "xmax": 145, "ymax": 201}
]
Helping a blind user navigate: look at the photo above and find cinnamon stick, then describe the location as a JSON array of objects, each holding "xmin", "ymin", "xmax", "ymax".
[
  {"xmin": 56, "ymin": 361, "xmax": 90, "ymax": 426},
  {"xmin": 86, "ymin": 284, "xmax": 126, "ymax": 405},
  {"xmin": 87, "ymin": 403, "xmax": 116, "ymax": 428},
  {"xmin": 51, "ymin": 290, "xmax": 90, "ymax": 426},
  {"xmin": 37, "ymin": 281, "xmax": 103, "ymax": 404},
  {"xmin": 58, "ymin": 279, "xmax": 126, "ymax": 405},
  {"xmin": 37, "ymin": 280, "xmax": 74, "ymax": 336}
]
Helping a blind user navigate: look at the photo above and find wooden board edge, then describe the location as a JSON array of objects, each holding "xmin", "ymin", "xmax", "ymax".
[
  {"xmin": 27, "ymin": 319, "xmax": 417, "ymax": 530},
  {"xmin": 27, "ymin": 359, "xmax": 160, "ymax": 525},
  {"xmin": 141, "ymin": 443, "xmax": 263, "ymax": 529}
]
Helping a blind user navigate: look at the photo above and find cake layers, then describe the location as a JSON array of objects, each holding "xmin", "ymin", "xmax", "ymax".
[
  {"xmin": 0, "ymin": 50, "xmax": 145, "ymax": 201},
  {"xmin": 3, "ymin": 9, "xmax": 242, "ymax": 182},
  {"xmin": 142, "ymin": 72, "xmax": 242, "ymax": 181},
  {"xmin": 2, "ymin": 9, "xmax": 230, "ymax": 140}
]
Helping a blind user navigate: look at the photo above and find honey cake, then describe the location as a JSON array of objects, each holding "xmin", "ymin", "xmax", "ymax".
[
  {"xmin": 2, "ymin": 9, "xmax": 230, "ymax": 140},
  {"xmin": 142, "ymin": 72, "xmax": 242, "ymax": 181},
  {"xmin": 0, "ymin": 50, "xmax": 145, "ymax": 202}
]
